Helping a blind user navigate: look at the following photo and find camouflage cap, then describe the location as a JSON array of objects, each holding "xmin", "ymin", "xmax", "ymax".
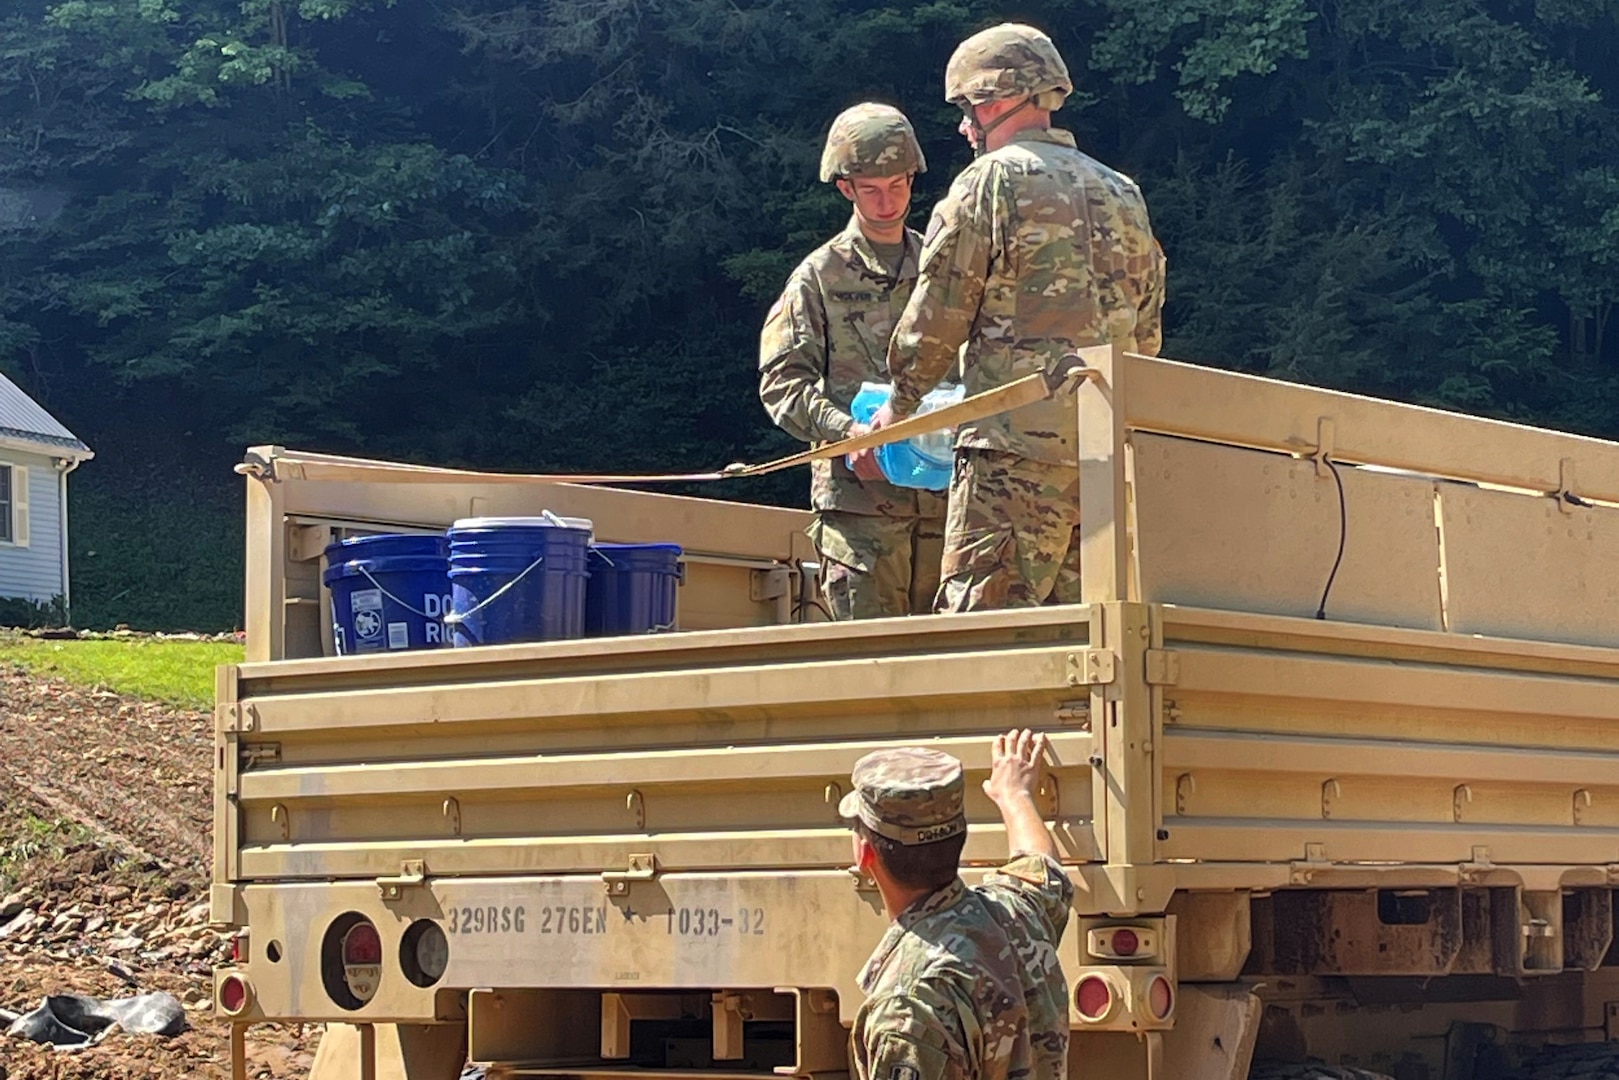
[
  {"xmin": 838, "ymin": 747, "xmax": 967, "ymax": 846},
  {"xmin": 944, "ymin": 23, "xmax": 1072, "ymax": 107},
  {"xmin": 819, "ymin": 103, "xmax": 928, "ymax": 183}
]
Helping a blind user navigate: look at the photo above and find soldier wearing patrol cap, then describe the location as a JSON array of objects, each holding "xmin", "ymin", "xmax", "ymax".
[
  {"xmin": 854, "ymin": 23, "xmax": 1167, "ymax": 614},
  {"xmin": 758, "ymin": 103, "xmax": 946, "ymax": 622},
  {"xmin": 842, "ymin": 730, "xmax": 1074, "ymax": 1080}
]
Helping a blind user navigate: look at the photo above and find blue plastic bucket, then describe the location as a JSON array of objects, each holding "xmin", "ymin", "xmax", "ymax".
[
  {"xmin": 446, "ymin": 516, "xmax": 592, "ymax": 646},
  {"xmin": 322, "ymin": 534, "xmax": 451, "ymax": 656},
  {"xmin": 585, "ymin": 544, "xmax": 684, "ymax": 637}
]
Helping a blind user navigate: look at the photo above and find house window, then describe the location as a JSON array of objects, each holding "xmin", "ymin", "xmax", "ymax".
[{"xmin": 0, "ymin": 464, "xmax": 10, "ymax": 543}]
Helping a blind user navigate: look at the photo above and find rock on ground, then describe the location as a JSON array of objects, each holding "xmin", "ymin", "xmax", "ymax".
[{"xmin": 0, "ymin": 664, "xmax": 314, "ymax": 1079}]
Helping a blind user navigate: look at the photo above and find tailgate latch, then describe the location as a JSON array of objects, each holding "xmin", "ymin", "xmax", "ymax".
[
  {"xmin": 602, "ymin": 853, "xmax": 658, "ymax": 896},
  {"xmin": 377, "ymin": 859, "xmax": 427, "ymax": 900},
  {"xmin": 241, "ymin": 743, "xmax": 280, "ymax": 768}
]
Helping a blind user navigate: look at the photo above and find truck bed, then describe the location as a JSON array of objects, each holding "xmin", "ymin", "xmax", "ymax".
[{"xmin": 211, "ymin": 346, "xmax": 1619, "ymax": 1078}]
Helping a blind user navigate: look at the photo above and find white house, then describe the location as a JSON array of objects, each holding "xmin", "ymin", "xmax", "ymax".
[{"xmin": 0, "ymin": 371, "xmax": 92, "ymax": 613}]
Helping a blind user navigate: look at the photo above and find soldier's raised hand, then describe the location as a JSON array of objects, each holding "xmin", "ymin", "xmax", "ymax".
[{"xmin": 983, "ymin": 729, "xmax": 1047, "ymax": 807}]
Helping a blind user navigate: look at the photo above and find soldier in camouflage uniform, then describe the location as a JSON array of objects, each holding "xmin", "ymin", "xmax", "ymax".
[
  {"xmin": 856, "ymin": 24, "xmax": 1166, "ymax": 612},
  {"xmin": 759, "ymin": 103, "xmax": 946, "ymax": 620},
  {"xmin": 839, "ymin": 731, "xmax": 1074, "ymax": 1080}
]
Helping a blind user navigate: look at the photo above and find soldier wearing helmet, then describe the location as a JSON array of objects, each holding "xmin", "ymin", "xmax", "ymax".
[
  {"xmin": 758, "ymin": 103, "xmax": 947, "ymax": 620},
  {"xmin": 855, "ymin": 24, "xmax": 1167, "ymax": 613},
  {"xmin": 842, "ymin": 730, "xmax": 1072, "ymax": 1080}
]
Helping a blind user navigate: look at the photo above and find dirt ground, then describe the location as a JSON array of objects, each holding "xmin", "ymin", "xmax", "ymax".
[{"xmin": 0, "ymin": 664, "xmax": 318, "ymax": 1079}]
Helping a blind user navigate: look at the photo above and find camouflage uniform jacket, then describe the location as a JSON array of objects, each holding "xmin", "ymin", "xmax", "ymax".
[
  {"xmin": 853, "ymin": 853, "xmax": 1074, "ymax": 1080},
  {"xmin": 886, "ymin": 128, "xmax": 1165, "ymax": 467},
  {"xmin": 760, "ymin": 216, "xmax": 946, "ymax": 517}
]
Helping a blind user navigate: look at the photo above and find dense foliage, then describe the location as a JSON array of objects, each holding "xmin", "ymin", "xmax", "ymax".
[{"xmin": 1, "ymin": 0, "xmax": 1615, "ymax": 628}]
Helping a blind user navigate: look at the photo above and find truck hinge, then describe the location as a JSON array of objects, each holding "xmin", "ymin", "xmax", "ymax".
[
  {"xmin": 377, "ymin": 859, "xmax": 427, "ymax": 900},
  {"xmin": 1290, "ymin": 842, "xmax": 1332, "ymax": 884},
  {"xmin": 210, "ymin": 883, "xmax": 243, "ymax": 927},
  {"xmin": 750, "ymin": 567, "xmax": 790, "ymax": 602},
  {"xmin": 240, "ymin": 743, "xmax": 280, "ymax": 768},
  {"xmin": 1067, "ymin": 649, "xmax": 1116, "ymax": 686},
  {"xmin": 1144, "ymin": 649, "xmax": 1179, "ymax": 686},
  {"xmin": 225, "ymin": 703, "xmax": 261, "ymax": 733},
  {"xmin": 1459, "ymin": 846, "xmax": 1495, "ymax": 883},
  {"xmin": 1312, "ymin": 417, "xmax": 1336, "ymax": 478},
  {"xmin": 1557, "ymin": 458, "xmax": 1589, "ymax": 514},
  {"xmin": 602, "ymin": 853, "xmax": 658, "ymax": 896},
  {"xmin": 288, "ymin": 524, "xmax": 334, "ymax": 563}
]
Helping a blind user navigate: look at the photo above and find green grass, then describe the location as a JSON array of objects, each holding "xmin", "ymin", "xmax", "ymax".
[
  {"xmin": 0, "ymin": 812, "xmax": 91, "ymax": 890},
  {"xmin": 0, "ymin": 634, "xmax": 243, "ymax": 709}
]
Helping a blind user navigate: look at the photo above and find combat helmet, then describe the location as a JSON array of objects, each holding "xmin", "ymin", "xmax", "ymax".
[
  {"xmin": 945, "ymin": 23, "xmax": 1072, "ymax": 112},
  {"xmin": 819, "ymin": 103, "xmax": 928, "ymax": 183}
]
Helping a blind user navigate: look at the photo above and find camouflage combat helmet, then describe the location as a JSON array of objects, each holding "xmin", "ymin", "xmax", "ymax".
[
  {"xmin": 944, "ymin": 23, "xmax": 1072, "ymax": 109},
  {"xmin": 838, "ymin": 746, "xmax": 967, "ymax": 846},
  {"xmin": 819, "ymin": 103, "xmax": 928, "ymax": 183}
]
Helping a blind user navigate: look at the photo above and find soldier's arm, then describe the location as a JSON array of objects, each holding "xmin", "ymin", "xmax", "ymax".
[
  {"xmin": 759, "ymin": 269, "xmax": 855, "ymax": 443},
  {"xmin": 979, "ymin": 730, "xmax": 1075, "ymax": 940},
  {"xmin": 857, "ymin": 991, "xmax": 973, "ymax": 1080},
  {"xmin": 885, "ymin": 168, "xmax": 998, "ymax": 417},
  {"xmin": 980, "ymin": 852, "xmax": 1076, "ymax": 949}
]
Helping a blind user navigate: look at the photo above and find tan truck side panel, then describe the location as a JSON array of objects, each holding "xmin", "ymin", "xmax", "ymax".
[
  {"xmin": 1135, "ymin": 430, "xmax": 1619, "ymax": 649},
  {"xmin": 1156, "ymin": 606, "xmax": 1619, "ymax": 873},
  {"xmin": 1442, "ymin": 481, "xmax": 1619, "ymax": 647},
  {"xmin": 1133, "ymin": 434, "xmax": 1445, "ymax": 630},
  {"xmin": 1122, "ymin": 352, "xmax": 1619, "ymax": 503},
  {"xmin": 222, "ymin": 609, "xmax": 1103, "ymax": 884}
]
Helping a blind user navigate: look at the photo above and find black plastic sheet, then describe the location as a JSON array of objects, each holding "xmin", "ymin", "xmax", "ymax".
[{"xmin": 4, "ymin": 992, "xmax": 187, "ymax": 1049}]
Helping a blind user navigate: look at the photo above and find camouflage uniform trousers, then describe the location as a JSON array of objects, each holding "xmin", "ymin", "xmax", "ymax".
[
  {"xmin": 811, "ymin": 510, "xmax": 945, "ymax": 620},
  {"xmin": 936, "ymin": 448, "xmax": 1080, "ymax": 613}
]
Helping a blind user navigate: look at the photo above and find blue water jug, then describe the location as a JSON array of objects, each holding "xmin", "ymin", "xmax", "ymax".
[{"xmin": 847, "ymin": 382, "xmax": 963, "ymax": 491}]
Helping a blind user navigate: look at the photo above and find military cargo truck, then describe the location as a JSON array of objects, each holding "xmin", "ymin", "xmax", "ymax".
[{"xmin": 212, "ymin": 345, "xmax": 1619, "ymax": 1080}]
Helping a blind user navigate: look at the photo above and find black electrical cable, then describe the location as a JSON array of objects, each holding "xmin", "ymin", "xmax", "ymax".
[
  {"xmin": 792, "ymin": 598, "xmax": 835, "ymax": 622},
  {"xmin": 1316, "ymin": 458, "xmax": 1347, "ymax": 620},
  {"xmin": 790, "ymin": 558, "xmax": 834, "ymax": 623}
]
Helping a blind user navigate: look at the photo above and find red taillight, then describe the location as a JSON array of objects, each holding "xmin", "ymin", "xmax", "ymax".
[
  {"xmin": 1076, "ymin": 976, "xmax": 1113, "ymax": 1020},
  {"xmin": 342, "ymin": 921, "xmax": 382, "ymax": 965},
  {"xmin": 230, "ymin": 933, "xmax": 246, "ymax": 963},
  {"xmin": 1086, "ymin": 924, "xmax": 1159, "ymax": 961},
  {"xmin": 1147, "ymin": 975, "xmax": 1174, "ymax": 1020},
  {"xmin": 218, "ymin": 974, "xmax": 250, "ymax": 1015}
]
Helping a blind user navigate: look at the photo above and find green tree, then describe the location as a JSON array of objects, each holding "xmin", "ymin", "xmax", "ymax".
[{"xmin": 0, "ymin": 0, "xmax": 1617, "ymax": 629}]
